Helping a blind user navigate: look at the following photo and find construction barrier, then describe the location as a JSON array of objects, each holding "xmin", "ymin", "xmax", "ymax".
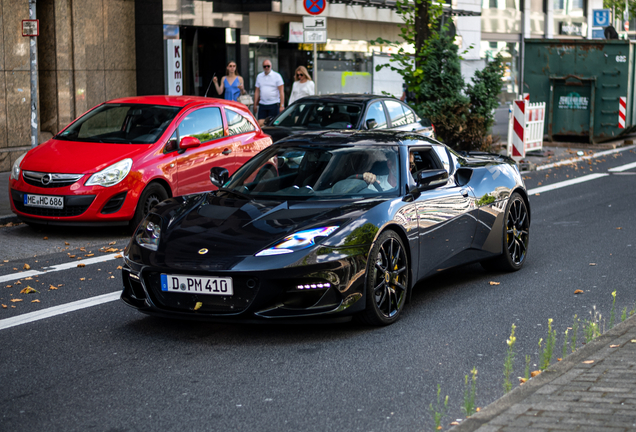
[
  {"xmin": 507, "ymin": 100, "xmax": 546, "ymax": 159},
  {"xmin": 619, "ymin": 96, "xmax": 626, "ymax": 129}
]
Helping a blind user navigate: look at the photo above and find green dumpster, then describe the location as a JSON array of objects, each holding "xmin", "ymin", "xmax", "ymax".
[{"xmin": 523, "ymin": 39, "xmax": 636, "ymax": 143}]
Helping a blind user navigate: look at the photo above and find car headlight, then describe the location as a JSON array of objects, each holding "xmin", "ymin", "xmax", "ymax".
[
  {"xmin": 256, "ymin": 226, "xmax": 339, "ymax": 256},
  {"xmin": 135, "ymin": 214, "xmax": 162, "ymax": 251},
  {"xmin": 85, "ymin": 158, "xmax": 132, "ymax": 187},
  {"xmin": 10, "ymin": 153, "xmax": 26, "ymax": 180}
]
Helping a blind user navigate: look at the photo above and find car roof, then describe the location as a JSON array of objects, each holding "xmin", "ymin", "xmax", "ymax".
[
  {"xmin": 103, "ymin": 95, "xmax": 247, "ymax": 110},
  {"xmin": 276, "ymin": 130, "xmax": 436, "ymax": 147},
  {"xmin": 292, "ymin": 94, "xmax": 397, "ymax": 104}
]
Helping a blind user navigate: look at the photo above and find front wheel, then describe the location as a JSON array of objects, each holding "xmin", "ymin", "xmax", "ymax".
[
  {"xmin": 481, "ymin": 192, "xmax": 529, "ymax": 272},
  {"xmin": 357, "ymin": 230, "xmax": 409, "ymax": 326},
  {"xmin": 129, "ymin": 183, "xmax": 168, "ymax": 231}
]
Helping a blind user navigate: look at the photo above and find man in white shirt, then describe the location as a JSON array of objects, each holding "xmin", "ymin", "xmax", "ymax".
[{"xmin": 254, "ymin": 60, "xmax": 285, "ymax": 122}]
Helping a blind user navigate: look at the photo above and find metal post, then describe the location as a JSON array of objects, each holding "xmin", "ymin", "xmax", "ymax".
[
  {"xmin": 29, "ymin": 0, "xmax": 39, "ymax": 148},
  {"xmin": 313, "ymin": 43, "xmax": 318, "ymax": 92}
]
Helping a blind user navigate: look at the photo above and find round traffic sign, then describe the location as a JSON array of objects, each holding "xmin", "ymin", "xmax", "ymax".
[{"xmin": 304, "ymin": 0, "xmax": 326, "ymax": 15}]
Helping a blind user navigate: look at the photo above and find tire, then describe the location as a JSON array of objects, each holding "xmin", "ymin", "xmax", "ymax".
[
  {"xmin": 358, "ymin": 230, "xmax": 409, "ymax": 326},
  {"xmin": 481, "ymin": 192, "xmax": 530, "ymax": 272},
  {"xmin": 129, "ymin": 183, "xmax": 168, "ymax": 231}
]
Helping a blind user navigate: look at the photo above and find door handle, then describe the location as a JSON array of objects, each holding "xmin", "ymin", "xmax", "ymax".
[
  {"xmin": 460, "ymin": 188, "xmax": 469, "ymax": 197},
  {"xmin": 222, "ymin": 148, "xmax": 232, "ymax": 155}
]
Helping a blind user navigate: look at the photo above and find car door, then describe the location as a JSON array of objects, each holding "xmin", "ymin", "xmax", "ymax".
[
  {"xmin": 223, "ymin": 107, "xmax": 262, "ymax": 172},
  {"xmin": 385, "ymin": 100, "xmax": 421, "ymax": 132},
  {"xmin": 411, "ymin": 145, "xmax": 477, "ymax": 275},
  {"xmin": 175, "ymin": 106, "xmax": 234, "ymax": 196},
  {"xmin": 362, "ymin": 101, "xmax": 388, "ymax": 130}
]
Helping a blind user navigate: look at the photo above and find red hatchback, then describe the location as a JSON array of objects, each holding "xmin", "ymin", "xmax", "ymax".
[{"xmin": 9, "ymin": 96, "xmax": 272, "ymax": 229}]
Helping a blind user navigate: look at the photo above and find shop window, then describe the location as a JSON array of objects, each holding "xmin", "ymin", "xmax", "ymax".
[{"xmin": 178, "ymin": 108, "xmax": 224, "ymax": 143}]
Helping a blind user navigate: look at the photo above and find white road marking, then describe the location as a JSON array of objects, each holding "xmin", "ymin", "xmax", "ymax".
[
  {"xmin": 0, "ymin": 291, "xmax": 120, "ymax": 331},
  {"xmin": 0, "ymin": 253, "xmax": 122, "ymax": 284},
  {"xmin": 608, "ymin": 160, "xmax": 636, "ymax": 172},
  {"xmin": 535, "ymin": 144, "xmax": 636, "ymax": 172},
  {"xmin": 528, "ymin": 173, "xmax": 609, "ymax": 195}
]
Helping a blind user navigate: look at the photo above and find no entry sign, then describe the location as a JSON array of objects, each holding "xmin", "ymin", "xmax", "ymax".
[{"xmin": 304, "ymin": 0, "xmax": 326, "ymax": 15}]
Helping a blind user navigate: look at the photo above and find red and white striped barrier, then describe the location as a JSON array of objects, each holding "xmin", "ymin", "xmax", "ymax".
[
  {"xmin": 511, "ymin": 100, "xmax": 525, "ymax": 158},
  {"xmin": 618, "ymin": 96, "xmax": 626, "ymax": 129},
  {"xmin": 507, "ymin": 100, "xmax": 546, "ymax": 159}
]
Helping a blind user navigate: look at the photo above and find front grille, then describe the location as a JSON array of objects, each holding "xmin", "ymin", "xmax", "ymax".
[
  {"xmin": 11, "ymin": 189, "xmax": 95, "ymax": 217},
  {"xmin": 142, "ymin": 271, "xmax": 260, "ymax": 314},
  {"xmin": 22, "ymin": 171, "xmax": 83, "ymax": 188}
]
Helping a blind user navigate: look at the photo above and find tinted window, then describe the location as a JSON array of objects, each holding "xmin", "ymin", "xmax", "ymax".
[
  {"xmin": 178, "ymin": 107, "xmax": 224, "ymax": 143},
  {"xmin": 225, "ymin": 108, "xmax": 256, "ymax": 136},
  {"xmin": 273, "ymin": 102, "xmax": 361, "ymax": 129},
  {"xmin": 164, "ymin": 131, "xmax": 178, "ymax": 153},
  {"xmin": 364, "ymin": 102, "xmax": 388, "ymax": 129},
  {"xmin": 385, "ymin": 100, "xmax": 410, "ymax": 127},
  {"xmin": 57, "ymin": 104, "xmax": 181, "ymax": 144}
]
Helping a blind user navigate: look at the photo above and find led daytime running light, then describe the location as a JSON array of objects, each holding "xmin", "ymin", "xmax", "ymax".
[{"xmin": 256, "ymin": 226, "xmax": 339, "ymax": 256}]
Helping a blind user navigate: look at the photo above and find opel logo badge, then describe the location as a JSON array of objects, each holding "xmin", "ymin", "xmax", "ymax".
[
  {"xmin": 41, "ymin": 174, "xmax": 52, "ymax": 185},
  {"xmin": 198, "ymin": 248, "xmax": 209, "ymax": 255}
]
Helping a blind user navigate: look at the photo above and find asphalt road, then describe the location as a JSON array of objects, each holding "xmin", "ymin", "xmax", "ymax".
[{"xmin": 0, "ymin": 148, "xmax": 635, "ymax": 432}]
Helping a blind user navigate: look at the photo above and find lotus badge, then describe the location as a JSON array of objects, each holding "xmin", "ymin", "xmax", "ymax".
[{"xmin": 198, "ymin": 248, "xmax": 209, "ymax": 255}]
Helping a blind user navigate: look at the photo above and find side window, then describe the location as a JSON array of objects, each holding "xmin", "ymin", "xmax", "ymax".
[
  {"xmin": 409, "ymin": 147, "xmax": 441, "ymax": 179},
  {"xmin": 385, "ymin": 100, "xmax": 409, "ymax": 127},
  {"xmin": 178, "ymin": 107, "xmax": 224, "ymax": 144},
  {"xmin": 164, "ymin": 130, "xmax": 178, "ymax": 153},
  {"xmin": 225, "ymin": 108, "xmax": 256, "ymax": 136},
  {"xmin": 403, "ymin": 105, "xmax": 416, "ymax": 124},
  {"xmin": 432, "ymin": 144, "xmax": 453, "ymax": 173},
  {"xmin": 364, "ymin": 102, "xmax": 388, "ymax": 129}
]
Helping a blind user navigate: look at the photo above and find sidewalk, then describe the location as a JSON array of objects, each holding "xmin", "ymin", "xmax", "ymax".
[{"xmin": 451, "ymin": 314, "xmax": 636, "ymax": 432}]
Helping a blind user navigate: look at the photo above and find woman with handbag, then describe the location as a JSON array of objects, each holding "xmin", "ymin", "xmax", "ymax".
[
  {"xmin": 212, "ymin": 62, "xmax": 245, "ymax": 102},
  {"xmin": 288, "ymin": 66, "xmax": 315, "ymax": 105}
]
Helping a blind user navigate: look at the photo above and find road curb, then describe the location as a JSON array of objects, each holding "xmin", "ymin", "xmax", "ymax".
[
  {"xmin": 0, "ymin": 214, "xmax": 20, "ymax": 226},
  {"xmin": 449, "ymin": 313, "xmax": 636, "ymax": 431}
]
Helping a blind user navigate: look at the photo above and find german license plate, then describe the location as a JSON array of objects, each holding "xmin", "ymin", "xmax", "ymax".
[
  {"xmin": 160, "ymin": 274, "xmax": 233, "ymax": 296},
  {"xmin": 24, "ymin": 194, "xmax": 64, "ymax": 209}
]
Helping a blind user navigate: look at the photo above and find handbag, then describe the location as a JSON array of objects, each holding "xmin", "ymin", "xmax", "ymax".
[{"xmin": 238, "ymin": 94, "xmax": 254, "ymax": 106}]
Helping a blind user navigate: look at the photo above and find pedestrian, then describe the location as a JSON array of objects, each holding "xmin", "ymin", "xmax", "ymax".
[
  {"xmin": 254, "ymin": 60, "xmax": 284, "ymax": 123},
  {"xmin": 288, "ymin": 66, "xmax": 315, "ymax": 105},
  {"xmin": 212, "ymin": 61, "xmax": 245, "ymax": 102}
]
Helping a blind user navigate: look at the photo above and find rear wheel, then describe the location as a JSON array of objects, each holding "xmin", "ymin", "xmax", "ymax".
[
  {"xmin": 358, "ymin": 230, "xmax": 409, "ymax": 326},
  {"xmin": 129, "ymin": 183, "xmax": 168, "ymax": 231},
  {"xmin": 481, "ymin": 192, "xmax": 529, "ymax": 272}
]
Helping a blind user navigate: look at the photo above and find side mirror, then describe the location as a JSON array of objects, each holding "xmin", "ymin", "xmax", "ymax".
[
  {"xmin": 209, "ymin": 167, "xmax": 229, "ymax": 188},
  {"xmin": 263, "ymin": 116, "xmax": 274, "ymax": 126},
  {"xmin": 180, "ymin": 136, "xmax": 201, "ymax": 150},
  {"xmin": 416, "ymin": 169, "xmax": 448, "ymax": 190},
  {"xmin": 366, "ymin": 119, "xmax": 377, "ymax": 130}
]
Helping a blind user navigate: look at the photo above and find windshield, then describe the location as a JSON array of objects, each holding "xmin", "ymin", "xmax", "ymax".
[
  {"xmin": 272, "ymin": 102, "xmax": 363, "ymax": 130},
  {"xmin": 56, "ymin": 103, "xmax": 182, "ymax": 144},
  {"xmin": 223, "ymin": 144, "xmax": 400, "ymax": 200}
]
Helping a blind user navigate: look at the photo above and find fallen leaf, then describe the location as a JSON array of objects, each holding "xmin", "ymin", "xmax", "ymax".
[
  {"xmin": 10, "ymin": 299, "xmax": 23, "ymax": 303},
  {"xmin": 109, "ymin": 241, "xmax": 116, "ymax": 245},
  {"xmin": 65, "ymin": 242, "xmax": 70, "ymax": 245},
  {"xmin": 77, "ymin": 257, "xmax": 82, "ymax": 260},
  {"xmin": 518, "ymin": 377, "xmax": 527, "ymax": 383},
  {"xmin": 85, "ymin": 253, "xmax": 94, "ymax": 257},
  {"xmin": 57, "ymin": 284, "xmax": 63, "ymax": 287},
  {"xmin": 583, "ymin": 360, "xmax": 594, "ymax": 364},
  {"xmin": 1, "ymin": 304, "xmax": 6, "ymax": 308},
  {"xmin": 49, "ymin": 285, "xmax": 58, "ymax": 290},
  {"xmin": 80, "ymin": 247, "xmax": 86, "ymax": 252},
  {"xmin": 616, "ymin": 227, "xmax": 622, "ymax": 230},
  {"xmin": 117, "ymin": 266, "xmax": 122, "ymax": 270},
  {"xmin": 109, "ymin": 276, "xmax": 115, "ymax": 279},
  {"xmin": 531, "ymin": 370, "xmax": 541, "ymax": 377},
  {"xmin": 43, "ymin": 237, "xmax": 48, "ymax": 240},
  {"xmin": 13, "ymin": 268, "xmax": 17, "ymax": 271},
  {"xmin": 2, "ymin": 260, "xmax": 8, "ymax": 263},
  {"xmin": 476, "ymin": 407, "xmax": 480, "ymax": 412},
  {"xmin": 77, "ymin": 263, "xmax": 86, "ymax": 268},
  {"xmin": 24, "ymin": 277, "xmax": 33, "ymax": 280},
  {"xmin": 450, "ymin": 422, "xmax": 459, "ymax": 426},
  {"xmin": 631, "ymin": 339, "xmax": 636, "ymax": 343},
  {"xmin": 80, "ymin": 278, "xmax": 85, "ymax": 281},
  {"xmin": 102, "ymin": 247, "xmax": 118, "ymax": 253},
  {"xmin": 534, "ymin": 193, "xmax": 540, "ymax": 196},
  {"xmin": 557, "ymin": 358, "xmax": 562, "ymax": 361},
  {"xmin": 31, "ymin": 299, "xmax": 40, "ymax": 303},
  {"xmin": 489, "ymin": 281, "xmax": 500, "ymax": 285},
  {"xmin": 574, "ymin": 289, "xmax": 584, "ymax": 294},
  {"xmin": 115, "ymin": 254, "xmax": 123, "ymax": 259},
  {"xmin": 15, "ymin": 281, "xmax": 21, "ymax": 285},
  {"xmin": 23, "ymin": 264, "xmax": 30, "ymax": 270},
  {"xmin": 20, "ymin": 286, "xmax": 38, "ymax": 294},
  {"xmin": 194, "ymin": 302, "xmax": 203, "ymax": 311},
  {"xmin": 69, "ymin": 255, "xmax": 76, "ymax": 258},
  {"xmin": 5, "ymin": 285, "xmax": 12, "ymax": 288},
  {"xmin": 610, "ymin": 344, "xmax": 620, "ymax": 348},
  {"xmin": 589, "ymin": 263, "xmax": 596, "ymax": 266},
  {"xmin": 437, "ymin": 427, "xmax": 442, "ymax": 431}
]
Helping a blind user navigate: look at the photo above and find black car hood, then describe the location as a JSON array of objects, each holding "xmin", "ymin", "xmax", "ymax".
[
  {"xmin": 157, "ymin": 194, "xmax": 383, "ymax": 264},
  {"xmin": 262, "ymin": 125, "xmax": 317, "ymax": 142}
]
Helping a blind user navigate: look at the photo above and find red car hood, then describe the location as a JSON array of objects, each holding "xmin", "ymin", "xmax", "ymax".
[{"xmin": 21, "ymin": 139, "xmax": 153, "ymax": 174}]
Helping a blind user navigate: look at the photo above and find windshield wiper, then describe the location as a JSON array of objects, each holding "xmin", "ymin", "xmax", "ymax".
[{"xmin": 215, "ymin": 188, "xmax": 253, "ymax": 201}]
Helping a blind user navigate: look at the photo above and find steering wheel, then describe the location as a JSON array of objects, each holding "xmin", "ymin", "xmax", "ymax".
[{"xmin": 345, "ymin": 174, "xmax": 383, "ymax": 192}]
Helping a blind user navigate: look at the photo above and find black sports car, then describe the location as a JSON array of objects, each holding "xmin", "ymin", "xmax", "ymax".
[
  {"xmin": 121, "ymin": 130, "xmax": 530, "ymax": 325},
  {"xmin": 262, "ymin": 94, "xmax": 435, "ymax": 142}
]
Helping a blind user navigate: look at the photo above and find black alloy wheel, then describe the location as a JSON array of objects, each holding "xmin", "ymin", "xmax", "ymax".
[
  {"xmin": 481, "ymin": 192, "xmax": 530, "ymax": 272},
  {"xmin": 129, "ymin": 183, "xmax": 169, "ymax": 231},
  {"xmin": 358, "ymin": 230, "xmax": 409, "ymax": 326}
]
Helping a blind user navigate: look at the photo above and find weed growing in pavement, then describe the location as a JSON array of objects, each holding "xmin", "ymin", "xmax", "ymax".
[
  {"xmin": 609, "ymin": 290, "xmax": 617, "ymax": 329},
  {"xmin": 539, "ymin": 319, "xmax": 556, "ymax": 371},
  {"xmin": 463, "ymin": 367, "xmax": 478, "ymax": 417},
  {"xmin": 583, "ymin": 306, "xmax": 601, "ymax": 343},
  {"xmin": 562, "ymin": 328, "xmax": 569, "ymax": 360},
  {"xmin": 571, "ymin": 314, "xmax": 579, "ymax": 352},
  {"xmin": 524, "ymin": 355, "xmax": 531, "ymax": 381},
  {"xmin": 429, "ymin": 384, "xmax": 448, "ymax": 431},
  {"xmin": 503, "ymin": 324, "xmax": 516, "ymax": 393},
  {"xmin": 621, "ymin": 307, "xmax": 628, "ymax": 322}
]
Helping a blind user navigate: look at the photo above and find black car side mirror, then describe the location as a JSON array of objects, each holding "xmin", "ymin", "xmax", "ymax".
[
  {"xmin": 263, "ymin": 116, "xmax": 274, "ymax": 126},
  {"xmin": 366, "ymin": 119, "xmax": 377, "ymax": 130},
  {"xmin": 210, "ymin": 167, "xmax": 229, "ymax": 188},
  {"xmin": 416, "ymin": 169, "xmax": 448, "ymax": 191}
]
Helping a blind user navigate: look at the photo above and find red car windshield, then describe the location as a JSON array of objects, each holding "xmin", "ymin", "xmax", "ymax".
[{"xmin": 56, "ymin": 103, "xmax": 182, "ymax": 144}]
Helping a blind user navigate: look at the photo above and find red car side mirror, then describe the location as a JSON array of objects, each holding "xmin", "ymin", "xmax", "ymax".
[{"xmin": 180, "ymin": 136, "xmax": 201, "ymax": 150}]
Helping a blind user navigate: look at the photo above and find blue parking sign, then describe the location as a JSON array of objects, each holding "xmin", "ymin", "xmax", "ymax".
[{"xmin": 593, "ymin": 9, "xmax": 611, "ymax": 27}]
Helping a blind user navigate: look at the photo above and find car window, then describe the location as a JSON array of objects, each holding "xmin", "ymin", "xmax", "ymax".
[
  {"xmin": 225, "ymin": 108, "xmax": 256, "ymax": 136},
  {"xmin": 273, "ymin": 103, "xmax": 361, "ymax": 129},
  {"xmin": 164, "ymin": 130, "xmax": 178, "ymax": 153},
  {"xmin": 364, "ymin": 102, "xmax": 388, "ymax": 129},
  {"xmin": 385, "ymin": 100, "xmax": 410, "ymax": 127},
  {"xmin": 178, "ymin": 107, "xmax": 224, "ymax": 143},
  {"xmin": 402, "ymin": 104, "xmax": 416, "ymax": 124},
  {"xmin": 432, "ymin": 144, "xmax": 452, "ymax": 173}
]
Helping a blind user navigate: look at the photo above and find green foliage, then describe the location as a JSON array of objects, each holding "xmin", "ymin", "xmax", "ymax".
[
  {"xmin": 609, "ymin": 290, "xmax": 617, "ymax": 329},
  {"xmin": 539, "ymin": 319, "xmax": 556, "ymax": 371},
  {"xmin": 524, "ymin": 355, "xmax": 531, "ymax": 381},
  {"xmin": 571, "ymin": 314, "xmax": 579, "ymax": 352},
  {"xmin": 463, "ymin": 367, "xmax": 478, "ymax": 417},
  {"xmin": 503, "ymin": 323, "xmax": 516, "ymax": 393},
  {"xmin": 429, "ymin": 384, "xmax": 449, "ymax": 430}
]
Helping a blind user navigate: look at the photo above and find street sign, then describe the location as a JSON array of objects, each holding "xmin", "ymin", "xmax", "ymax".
[
  {"xmin": 625, "ymin": 20, "xmax": 630, "ymax": 31},
  {"xmin": 304, "ymin": 30, "xmax": 327, "ymax": 43},
  {"xmin": 303, "ymin": 0, "xmax": 326, "ymax": 15},
  {"xmin": 22, "ymin": 19, "xmax": 39, "ymax": 37},
  {"xmin": 592, "ymin": 29, "xmax": 605, "ymax": 39},
  {"xmin": 303, "ymin": 16, "xmax": 327, "ymax": 30},
  {"xmin": 592, "ymin": 9, "xmax": 611, "ymax": 27}
]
